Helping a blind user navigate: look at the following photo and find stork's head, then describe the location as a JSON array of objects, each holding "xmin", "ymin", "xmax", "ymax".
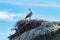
[{"xmin": 29, "ymin": 8, "xmax": 31, "ymax": 11}]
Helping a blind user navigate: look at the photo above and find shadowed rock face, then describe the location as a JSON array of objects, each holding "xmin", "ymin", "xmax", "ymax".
[{"xmin": 9, "ymin": 19, "xmax": 60, "ymax": 40}]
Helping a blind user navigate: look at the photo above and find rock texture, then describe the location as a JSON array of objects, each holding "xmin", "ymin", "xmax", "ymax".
[{"xmin": 8, "ymin": 19, "xmax": 60, "ymax": 40}]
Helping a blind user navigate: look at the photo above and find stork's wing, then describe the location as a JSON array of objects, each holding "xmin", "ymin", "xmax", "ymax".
[{"xmin": 25, "ymin": 11, "xmax": 32, "ymax": 19}]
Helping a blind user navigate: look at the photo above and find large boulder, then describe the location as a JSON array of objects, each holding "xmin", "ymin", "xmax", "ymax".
[{"xmin": 9, "ymin": 19, "xmax": 60, "ymax": 40}]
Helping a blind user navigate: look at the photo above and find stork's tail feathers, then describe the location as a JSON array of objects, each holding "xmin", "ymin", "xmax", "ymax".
[{"xmin": 25, "ymin": 17, "xmax": 27, "ymax": 19}]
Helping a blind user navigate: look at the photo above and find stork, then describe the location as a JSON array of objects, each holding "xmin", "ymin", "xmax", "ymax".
[{"xmin": 25, "ymin": 9, "xmax": 33, "ymax": 21}]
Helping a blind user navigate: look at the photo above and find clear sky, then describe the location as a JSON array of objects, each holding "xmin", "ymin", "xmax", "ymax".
[{"xmin": 0, "ymin": 0, "xmax": 60, "ymax": 40}]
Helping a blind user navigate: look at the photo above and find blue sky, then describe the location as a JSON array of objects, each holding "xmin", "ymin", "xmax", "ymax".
[{"xmin": 0, "ymin": 0, "xmax": 60, "ymax": 40}]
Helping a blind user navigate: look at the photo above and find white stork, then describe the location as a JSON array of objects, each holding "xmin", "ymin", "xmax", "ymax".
[{"xmin": 25, "ymin": 9, "xmax": 33, "ymax": 21}]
